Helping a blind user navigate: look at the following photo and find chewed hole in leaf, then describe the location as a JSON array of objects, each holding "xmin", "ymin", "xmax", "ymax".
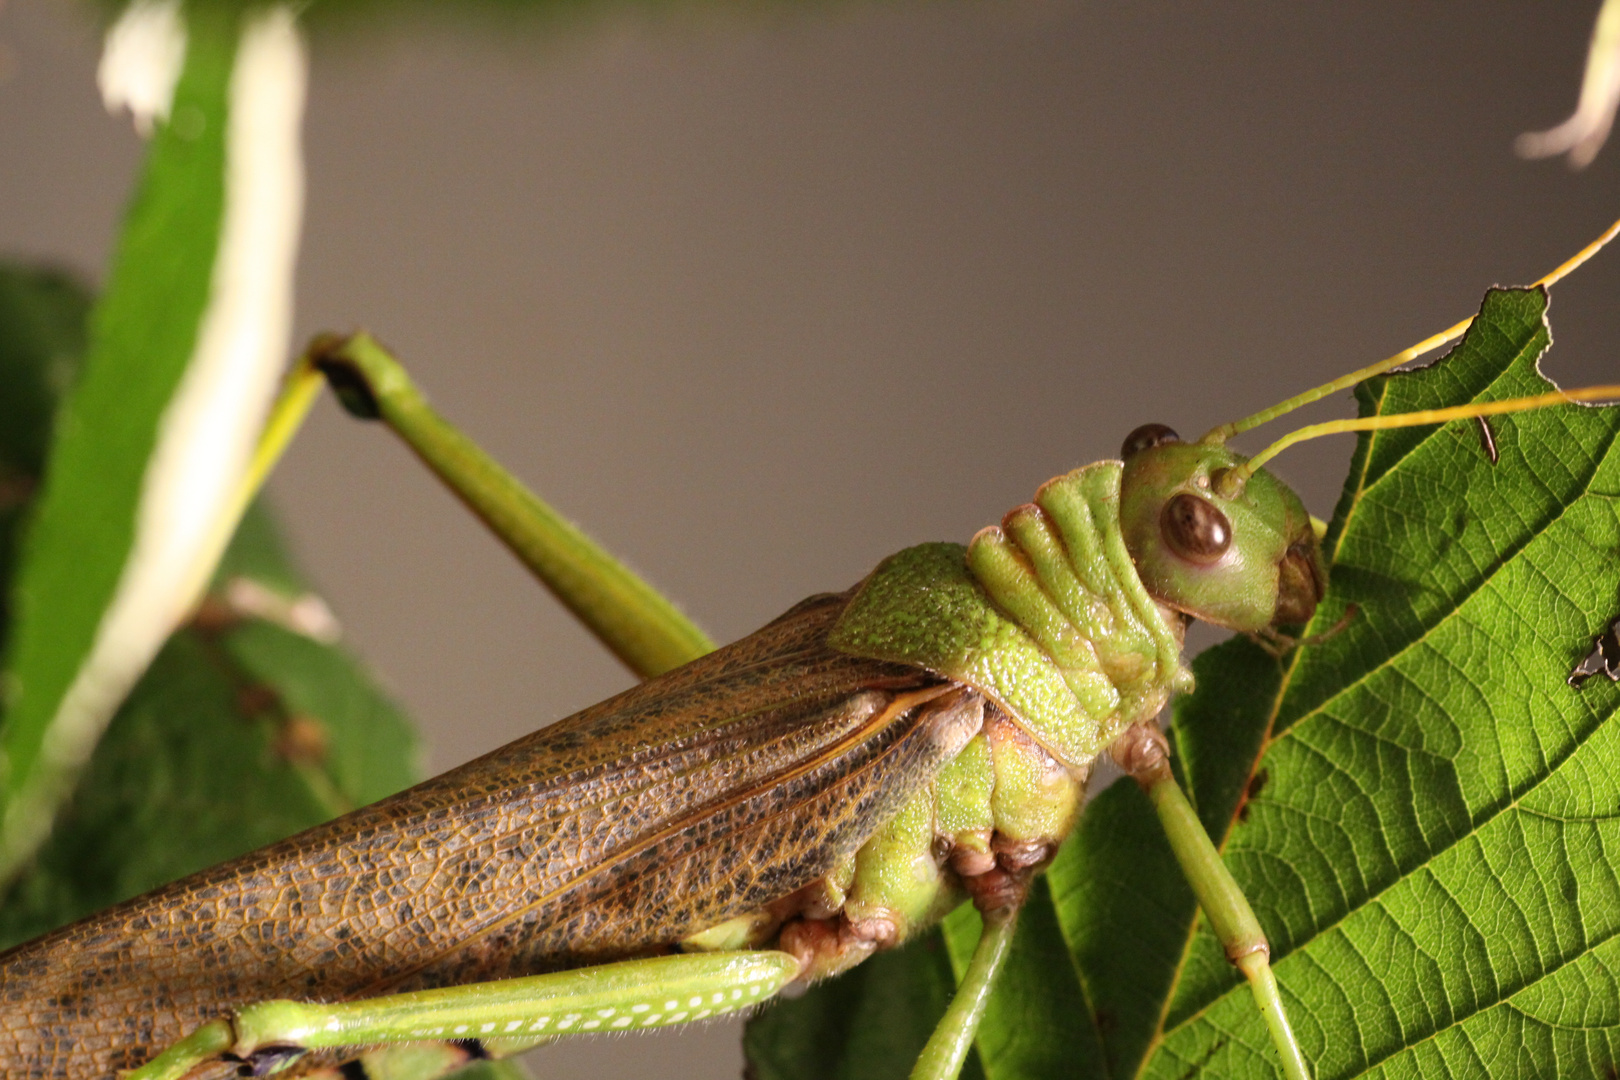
[{"xmin": 1569, "ymin": 612, "xmax": 1620, "ymax": 687}]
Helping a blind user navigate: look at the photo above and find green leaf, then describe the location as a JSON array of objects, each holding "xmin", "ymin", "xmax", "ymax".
[
  {"xmin": 746, "ymin": 285, "xmax": 1620, "ymax": 1079},
  {"xmin": 1156, "ymin": 286, "xmax": 1620, "ymax": 1078}
]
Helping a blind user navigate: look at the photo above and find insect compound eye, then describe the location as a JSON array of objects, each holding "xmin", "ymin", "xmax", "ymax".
[
  {"xmin": 1120, "ymin": 423, "xmax": 1182, "ymax": 461},
  {"xmin": 1161, "ymin": 493, "xmax": 1232, "ymax": 564}
]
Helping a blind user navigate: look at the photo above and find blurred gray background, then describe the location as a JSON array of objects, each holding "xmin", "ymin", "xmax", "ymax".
[{"xmin": 2, "ymin": 0, "xmax": 1618, "ymax": 1076}]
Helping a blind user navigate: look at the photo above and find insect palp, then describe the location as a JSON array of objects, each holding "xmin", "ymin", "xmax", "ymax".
[{"xmin": 1249, "ymin": 603, "xmax": 1355, "ymax": 658}]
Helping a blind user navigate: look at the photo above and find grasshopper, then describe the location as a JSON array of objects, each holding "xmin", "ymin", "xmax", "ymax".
[{"xmin": 2, "ymin": 219, "xmax": 1618, "ymax": 1080}]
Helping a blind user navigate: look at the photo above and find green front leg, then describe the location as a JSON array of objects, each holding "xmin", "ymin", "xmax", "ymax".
[
  {"xmin": 128, "ymin": 951, "xmax": 800, "ymax": 1080},
  {"xmin": 1112, "ymin": 723, "xmax": 1311, "ymax": 1080},
  {"xmin": 309, "ymin": 331, "xmax": 714, "ymax": 679}
]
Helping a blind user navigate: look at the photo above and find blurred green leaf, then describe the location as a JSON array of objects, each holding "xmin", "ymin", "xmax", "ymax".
[
  {"xmin": 747, "ymin": 286, "xmax": 1620, "ymax": 1079},
  {"xmin": 0, "ymin": 267, "xmax": 89, "ymax": 480},
  {"xmin": 0, "ymin": 264, "xmax": 420, "ymax": 952},
  {"xmin": 0, "ymin": 499, "xmax": 422, "ymax": 947},
  {"xmin": 0, "ymin": 4, "xmax": 241, "ymax": 876},
  {"xmin": 0, "ymin": 268, "xmax": 91, "ymax": 660}
]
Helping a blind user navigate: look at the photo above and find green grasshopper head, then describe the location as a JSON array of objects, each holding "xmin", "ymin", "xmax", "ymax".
[
  {"xmin": 1117, "ymin": 424, "xmax": 1326, "ymax": 633},
  {"xmin": 1111, "ymin": 221, "xmax": 1620, "ymax": 636}
]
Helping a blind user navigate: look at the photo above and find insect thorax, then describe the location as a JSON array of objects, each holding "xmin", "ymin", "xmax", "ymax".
[
  {"xmin": 827, "ymin": 460, "xmax": 1193, "ymax": 773},
  {"xmin": 726, "ymin": 462, "xmax": 1198, "ymax": 978}
]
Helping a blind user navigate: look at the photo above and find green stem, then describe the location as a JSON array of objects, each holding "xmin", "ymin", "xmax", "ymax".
[
  {"xmin": 911, "ymin": 907, "xmax": 1019, "ymax": 1080},
  {"xmin": 311, "ymin": 332, "xmax": 715, "ymax": 679},
  {"xmin": 172, "ymin": 355, "xmax": 326, "ymax": 617},
  {"xmin": 231, "ymin": 354, "xmax": 325, "ymax": 526}
]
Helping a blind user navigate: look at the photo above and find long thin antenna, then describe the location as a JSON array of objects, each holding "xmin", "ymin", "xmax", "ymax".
[
  {"xmin": 1215, "ymin": 385, "xmax": 1620, "ymax": 492},
  {"xmin": 1199, "ymin": 217, "xmax": 1620, "ymax": 446}
]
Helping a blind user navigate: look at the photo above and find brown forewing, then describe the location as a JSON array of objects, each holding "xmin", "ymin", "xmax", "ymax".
[{"xmin": 0, "ymin": 592, "xmax": 969, "ymax": 1080}]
